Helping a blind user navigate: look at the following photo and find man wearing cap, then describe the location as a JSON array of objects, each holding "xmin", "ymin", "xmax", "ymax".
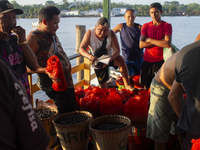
[
  {"xmin": 0, "ymin": 0, "xmax": 38, "ymax": 100},
  {"xmin": 0, "ymin": 1, "xmax": 50, "ymax": 149}
]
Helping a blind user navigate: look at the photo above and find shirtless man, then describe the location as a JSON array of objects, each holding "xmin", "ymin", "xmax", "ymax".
[
  {"xmin": 146, "ymin": 51, "xmax": 183, "ymax": 150},
  {"xmin": 195, "ymin": 33, "xmax": 200, "ymax": 41}
]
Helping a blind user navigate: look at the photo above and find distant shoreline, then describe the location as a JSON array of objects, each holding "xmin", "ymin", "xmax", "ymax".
[{"xmin": 19, "ymin": 14, "xmax": 200, "ymax": 19}]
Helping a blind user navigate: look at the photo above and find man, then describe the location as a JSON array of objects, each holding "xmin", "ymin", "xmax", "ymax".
[
  {"xmin": 147, "ymin": 51, "xmax": 183, "ymax": 150},
  {"xmin": 0, "ymin": 0, "xmax": 38, "ymax": 100},
  {"xmin": 139, "ymin": 2, "xmax": 172, "ymax": 89},
  {"xmin": 27, "ymin": 6, "xmax": 77, "ymax": 114},
  {"xmin": 79, "ymin": 17, "xmax": 133, "ymax": 91},
  {"xmin": 168, "ymin": 40, "xmax": 200, "ymax": 150},
  {"xmin": 0, "ymin": 56, "xmax": 50, "ymax": 150},
  {"xmin": 195, "ymin": 33, "xmax": 200, "ymax": 41},
  {"xmin": 113, "ymin": 9, "xmax": 143, "ymax": 79}
]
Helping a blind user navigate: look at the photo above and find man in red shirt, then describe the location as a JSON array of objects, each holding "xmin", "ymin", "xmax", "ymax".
[{"xmin": 139, "ymin": 2, "xmax": 172, "ymax": 89}]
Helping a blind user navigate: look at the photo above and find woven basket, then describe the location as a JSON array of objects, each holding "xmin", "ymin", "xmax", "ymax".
[
  {"xmin": 53, "ymin": 111, "xmax": 93, "ymax": 150},
  {"xmin": 34, "ymin": 107, "xmax": 58, "ymax": 148},
  {"xmin": 89, "ymin": 115, "xmax": 131, "ymax": 150}
]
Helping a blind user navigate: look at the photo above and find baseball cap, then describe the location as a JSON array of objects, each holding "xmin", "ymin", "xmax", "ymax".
[{"xmin": 0, "ymin": 0, "xmax": 23, "ymax": 14}]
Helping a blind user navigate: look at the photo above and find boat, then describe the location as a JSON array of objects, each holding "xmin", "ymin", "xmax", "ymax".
[{"xmin": 32, "ymin": 21, "xmax": 39, "ymax": 27}]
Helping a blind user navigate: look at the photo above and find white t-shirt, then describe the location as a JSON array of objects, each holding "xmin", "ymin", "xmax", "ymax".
[{"xmin": 89, "ymin": 27, "xmax": 113, "ymax": 55}]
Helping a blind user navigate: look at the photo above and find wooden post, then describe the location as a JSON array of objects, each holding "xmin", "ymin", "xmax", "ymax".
[
  {"xmin": 75, "ymin": 25, "xmax": 86, "ymax": 82},
  {"xmin": 103, "ymin": 0, "xmax": 111, "ymax": 26},
  {"xmin": 83, "ymin": 56, "xmax": 91, "ymax": 89}
]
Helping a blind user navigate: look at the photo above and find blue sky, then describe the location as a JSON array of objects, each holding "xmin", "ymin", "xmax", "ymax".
[{"xmin": 14, "ymin": 0, "xmax": 200, "ymax": 6}]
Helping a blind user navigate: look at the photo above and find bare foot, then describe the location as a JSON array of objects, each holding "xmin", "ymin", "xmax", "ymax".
[{"xmin": 126, "ymin": 85, "xmax": 134, "ymax": 91}]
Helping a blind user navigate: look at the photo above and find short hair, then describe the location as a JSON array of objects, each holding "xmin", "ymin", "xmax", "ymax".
[
  {"xmin": 125, "ymin": 9, "xmax": 135, "ymax": 14},
  {"xmin": 39, "ymin": 6, "xmax": 60, "ymax": 23},
  {"xmin": 96, "ymin": 17, "xmax": 109, "ymax": 27},
  {"xmin": 149, "ymin": 2, "xmax": 162, "ymax": 11}
]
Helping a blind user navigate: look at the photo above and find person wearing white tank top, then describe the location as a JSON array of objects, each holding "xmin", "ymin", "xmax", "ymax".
[{"xmin": 79, "ymin": 17, "xmax": 134, "ymax": 91}]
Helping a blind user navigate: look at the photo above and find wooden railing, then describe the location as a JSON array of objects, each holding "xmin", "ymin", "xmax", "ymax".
[{"xmin": 28, "ymin": 53, "xmax": 97, "ymax": 106}]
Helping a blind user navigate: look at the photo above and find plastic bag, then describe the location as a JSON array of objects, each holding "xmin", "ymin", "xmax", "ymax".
[
  {"xmin": 132, "ymin": 75, "xmax": 144, "ymax": 89},
  {"xmin": 191, "ymin": 138, "xmax": 200, "ymax": 150},
  {"xmin": 163, "ymin": 44, "xmax": 179, "ymax": 61},
  {"xmin": 84, "ymin": 86, "xmax": 108, "ymax": 98},
  {"xmin": 75, "ymin": 86, "xmax": 85, "ymax": 99},
  {"xmin": 123, "ymin": 90, "xmax": 149, "ymax": 122},
  {"xmin": 46, "ymin": 55, "xmax": 67, "ymax": 91},
  {"xmin": 79, "ymin": 94, "xmax": 101, "ymax": 118},
  {"xmin": 100, "ymin": 88, "xmax": 124, "ymax": 115},
  {"xmin": 118, "ymin": 89, "xmax": 137, "ymax": 104}
]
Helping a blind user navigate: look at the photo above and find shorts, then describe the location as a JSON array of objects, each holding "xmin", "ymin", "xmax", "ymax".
[
  {"xmin": 125, "ymin": 58, "xmax": 143, "ymax": 76},
  {"xmin": 140, "ymin": 60, "xmax": 164, "ymax": 89},
  {"xmin": 94, "ymin": 60, "xmax": 118, "ymax": 85},
  {"xmin": 146, "ymin": 78, "xmax": 179, "ymax": 143},
  {"xmin": 45, "ymin": 87, "xmax": 77, "ymax": 114}
]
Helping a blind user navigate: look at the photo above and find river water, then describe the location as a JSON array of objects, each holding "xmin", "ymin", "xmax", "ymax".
[{"xmin": 16, "ymin": 16, "xmax": 200, "ymax": 102}]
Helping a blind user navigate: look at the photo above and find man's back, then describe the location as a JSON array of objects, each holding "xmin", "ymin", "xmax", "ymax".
[{"xmin": 154, "ymin": 52, "xmax": 178, "ymax": 89}]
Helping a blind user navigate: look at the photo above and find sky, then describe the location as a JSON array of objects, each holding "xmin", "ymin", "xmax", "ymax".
[{"xmin": 13, "ymin": 0, "xmax": 200, "ymax": 6}]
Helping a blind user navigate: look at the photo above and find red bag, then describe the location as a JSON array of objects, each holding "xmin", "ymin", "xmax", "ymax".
[
  {"xmin": 46, "ymin": 55, "xmax": 67, "ymax": 91},
  {"xmin": 123, "ymin": 90, "xmax": 148, "ymax": 122},
  {"xmin": 75, "ymin": 86, "xmax": 85, "ymax": 99},
  {"xmin": 132, "ymin": 75, "xmax": 144, "ymax": 89},
  {"xmin": 191, "ymin": 138, "xmax": 200, "ymax": 150},
  {"xmin": 85, "ymin": 86, "xmax": 108, "ymax": 98},
  {"xmin": 100, "ymin": 88, "xmax": 124, "ymax": 115},
  {"xmin": 118, "ymin": 89, "xmax": 137, "ymax": 104},
  {"xmin": 79, "ymin": 94, "xmax": 101, "ymax": 118}
]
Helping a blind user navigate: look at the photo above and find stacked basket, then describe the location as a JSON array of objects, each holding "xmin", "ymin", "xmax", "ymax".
[
  {"xmin": 89, "ymin": 115, "xmax": 131, "ymax": 150},
  {"xmin": 53, "ymin": 111, "xmax": 93, "ymax": 150}
]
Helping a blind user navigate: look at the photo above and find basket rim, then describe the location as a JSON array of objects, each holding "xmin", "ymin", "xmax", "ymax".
[
  {"xmin": 53, "ymin": 110, "xmax": 93, "ymax": 127},
  {"xmin": 34, "ymin": 107, "xmax": 58, "ymax": 121},
  {"xmin": 89, "ymin": 114, "xmax": 131, "ymax": 133}
]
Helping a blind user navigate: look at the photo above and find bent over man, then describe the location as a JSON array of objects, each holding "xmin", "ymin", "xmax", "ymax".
[{"xmin": 79, "ymin": 17, "xmax": 134, "ymax": 91}]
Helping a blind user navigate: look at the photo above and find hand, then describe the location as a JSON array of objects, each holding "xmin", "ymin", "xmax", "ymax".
[
  {"xmin": 89, "ymin": 55, "xmax": 98, "ymax": 63},
  {"xmin": 45, "ymin": 71, "xmax": 61, "ymax": 83},
  {"xmin": 145, "ymin": 38, "xmax": 151, "ymax": 43},
  {"xmin": 11, "ymin": 26, "xmax": 26, "ymax": 43}
]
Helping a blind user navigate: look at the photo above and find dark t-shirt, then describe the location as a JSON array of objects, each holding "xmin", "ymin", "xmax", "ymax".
[
  {"xmin": 0, "ymin": 58, "xmax": 50, "ymax": 150},
  {"xmin": 175, "ymin": 40, "xmax": 200, "ymax": 135},
  {"xmin": 120, "ymin": 23, "xmax": 143, "ymax": 61},
  {"xmin": 0, "ymin": 34, "xmax": 30, "ymax": 99}
]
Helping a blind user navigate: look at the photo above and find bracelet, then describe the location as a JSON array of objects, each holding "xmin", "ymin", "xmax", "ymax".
[{"xmin": 18, "ymin": 40, "xmax": 28, "ymax": 45}]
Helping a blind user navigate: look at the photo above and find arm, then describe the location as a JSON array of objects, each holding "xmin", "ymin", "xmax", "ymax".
[
  {"xmin": 146, "ymin": 34, "xmax": 172, "ymax": 48},
  {"xmin": 26, "ymin": 34, "xmax": 46, "ymax": 74},
  {"xmin": 195, "ymin": 33, "xmax": 200, "ymax": 42},
  {"xmin": 110, "ymin": 30, "xmax": 120, "ymax": 62},
  {"xmin": 79, "ymin": 30, "xmax": 97, "ymax": 63},
  {"xmin": 12, "ymin": 26, "xmax": 38, "ymax": 71},
  {"xmin": 112, "ymin": 23, "xmax": 123, "ymax": 33},
  {"xmin": 139, "ymin": 35, "xmax": 155, "ymax": 49},
  {"xmin": 168, "ymin": 80, "xmax": 184, "ymax": 117}
]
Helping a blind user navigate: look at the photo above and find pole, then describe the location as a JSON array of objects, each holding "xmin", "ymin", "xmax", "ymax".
[
  {"xmin": 103, "ymin": 0, "xmax": 111, "ymax": 26},
  {"xmin": 76, "ymin": 25, "xmax": 86, "ymax": 82}
]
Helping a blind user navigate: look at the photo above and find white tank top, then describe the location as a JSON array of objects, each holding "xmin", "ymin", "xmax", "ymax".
[{"xmin": 89, "ymin": 27, "xmax": 113, "ymax": 55}]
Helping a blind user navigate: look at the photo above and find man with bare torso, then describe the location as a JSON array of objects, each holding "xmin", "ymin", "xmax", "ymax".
[{"xmin": 147, "ymin": 51, "xmax": 183, "ymax": 150}]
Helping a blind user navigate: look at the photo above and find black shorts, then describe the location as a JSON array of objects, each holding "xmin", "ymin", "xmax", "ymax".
[
  {"xmin": 45, "ymin": 87, "xmax": 77, "ymax": 114},
  {"xmin": 140, "ymin": 60, "xmax": 164, "ymax": 89},
  {"xmin": 94, "ymin": 60, "xmax": 118, "ymax": 85}
]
